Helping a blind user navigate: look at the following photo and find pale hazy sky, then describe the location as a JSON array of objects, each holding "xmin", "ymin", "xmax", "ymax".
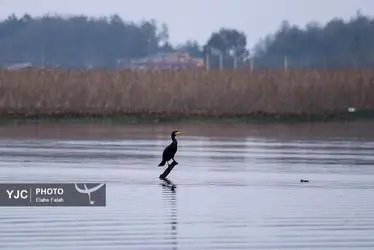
[{"xmin": 0, "ymin": 0, "xmax": 373, "ymax": 49}]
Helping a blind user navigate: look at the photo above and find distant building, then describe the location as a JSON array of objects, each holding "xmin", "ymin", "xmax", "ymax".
[
  {"xmin": 6, "ymin": 63, "xmax": 33, "ymax": 70},
  {"xmin": 127, "ymin": 52, "xmax": 204, "ymax": 69}
]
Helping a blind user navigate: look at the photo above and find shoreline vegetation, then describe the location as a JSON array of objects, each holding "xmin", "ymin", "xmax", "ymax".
[{"xmin": 0, "ymin": 68, "xmax": 374, "ymax": 125}]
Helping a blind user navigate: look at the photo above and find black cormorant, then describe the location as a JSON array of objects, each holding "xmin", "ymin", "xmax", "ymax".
[{"xmin": 158, "ymin": 130, "xmax": 181, "ymax": 167}]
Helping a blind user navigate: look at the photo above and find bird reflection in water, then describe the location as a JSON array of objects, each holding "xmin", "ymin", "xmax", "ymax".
[{"xmin": 161, "ymin": 177, "xmax": 178, "ymax": 250}]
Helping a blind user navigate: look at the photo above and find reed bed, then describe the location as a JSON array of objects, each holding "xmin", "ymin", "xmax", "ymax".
[{"xmin": 0, "ymin": 68, "xmax": 373, "ymax": 120}]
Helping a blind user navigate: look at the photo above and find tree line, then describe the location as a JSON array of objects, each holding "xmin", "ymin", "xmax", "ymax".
[
  {"xmin": 253, "ymin": 11, "xmax": 374, "ymax": 69},
  {"xmin": 0, "ymin": 11, "xmax": 373, "ymax": 69}
]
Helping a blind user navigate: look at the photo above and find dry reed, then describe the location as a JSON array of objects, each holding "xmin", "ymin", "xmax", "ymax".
[{"xmin": 0, "ymin": 68, "xmax": 373, "ymax": 120}]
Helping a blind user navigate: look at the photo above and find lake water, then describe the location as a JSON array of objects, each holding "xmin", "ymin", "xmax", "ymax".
[{"xmin": 1, "ymin": 122, "xmax": 374, "ymax": 250}]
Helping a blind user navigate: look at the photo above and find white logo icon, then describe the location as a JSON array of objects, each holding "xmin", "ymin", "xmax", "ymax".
[{"xmin": 74, "ymin": 184, "xmax": 105, "ymax": 205}]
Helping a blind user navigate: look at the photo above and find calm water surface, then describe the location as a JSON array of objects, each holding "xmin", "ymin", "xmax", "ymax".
[{"xmin": 1, "ymin": 122, "xmax": 374, "ymax": 249}]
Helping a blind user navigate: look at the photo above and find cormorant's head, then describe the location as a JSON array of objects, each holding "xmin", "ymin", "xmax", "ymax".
[{"xmin": 171, "ymin": 130, "xmax": 182, "ymax": 138}]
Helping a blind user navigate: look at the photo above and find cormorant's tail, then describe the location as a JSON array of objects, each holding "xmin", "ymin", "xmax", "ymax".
[{"xmin": 158, "ymin": 160, "xmax": 166, "ymax": 167}]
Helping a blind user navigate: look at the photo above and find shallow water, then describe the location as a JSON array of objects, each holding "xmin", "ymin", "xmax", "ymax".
[{"xmin": 1, "ymin": 122, "xmax": 374, "ymax": 249}]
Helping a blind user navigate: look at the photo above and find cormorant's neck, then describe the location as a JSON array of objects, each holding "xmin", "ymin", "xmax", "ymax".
[{"xmin": 171, "ymin": 135, "xmax": 177, "ymax": 142}]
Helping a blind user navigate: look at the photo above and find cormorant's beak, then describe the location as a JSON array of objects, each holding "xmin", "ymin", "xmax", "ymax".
[{"xmin": 175, "ymin": 131, "xmax": 182, "ymax": 135}]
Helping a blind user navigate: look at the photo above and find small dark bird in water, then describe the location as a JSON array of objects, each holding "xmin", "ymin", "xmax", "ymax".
[
  {"xmin": 158, "ymin": 130, "xmax": 181, "ymax": 167},
  {"xmin": 300, "ymin": 179, "xmax": 310, "ymax": 183}
]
